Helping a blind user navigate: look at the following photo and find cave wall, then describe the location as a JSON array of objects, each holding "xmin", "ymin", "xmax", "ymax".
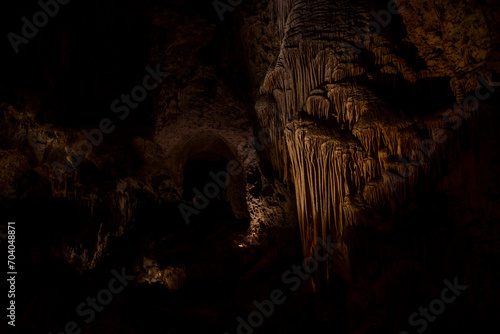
[{"xmin": 0, "ymin": 0, "xmax": 300, "ymax": 272}]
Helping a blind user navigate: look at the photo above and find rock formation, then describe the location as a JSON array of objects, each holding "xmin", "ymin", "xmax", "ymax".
[
  {"xmin": 0, "ymin": 0, "xmax": 499, "ymax": 333},
  {"xmin": 246, "ymin": 0, "xmax": 500, "ymax": 289}
]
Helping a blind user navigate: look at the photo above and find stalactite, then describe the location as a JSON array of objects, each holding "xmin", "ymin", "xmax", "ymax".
[
  {"xmin": 256, "ymin": 0, "xmax": 494, "ymax": 288},
  {"xmin": 270, "ymin": 0, "xmax": 295, "ymax": 42},
  {"xmin": 285, "ymin": 117, "xmax": 366, "ymax": 283}
]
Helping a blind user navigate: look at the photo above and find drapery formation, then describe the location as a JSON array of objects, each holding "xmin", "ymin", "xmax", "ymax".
[{"xmin": 252, "ymin": 0, "xmax": 497, "ymax": 288}]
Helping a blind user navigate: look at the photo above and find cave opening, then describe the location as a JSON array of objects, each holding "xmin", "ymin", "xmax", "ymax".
[{"xmin": 182, "ymin": 151, "xmax": 235, "ymax": 227}]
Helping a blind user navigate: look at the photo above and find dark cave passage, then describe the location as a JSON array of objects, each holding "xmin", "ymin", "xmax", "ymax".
[
  {"xmin": 177, "ymin": 132, "xmax": 249, "ymax": 223},
  {"xmin": 182, "ymin": 152, "xmax": 235, "ymax": 226}
]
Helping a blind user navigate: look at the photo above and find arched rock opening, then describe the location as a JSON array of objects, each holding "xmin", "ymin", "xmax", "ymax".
[
  {"xmin": 182, "ymin": 152, "xmax": 235, "ymax": 225},
  {"xmin": 175, "ymin": 132, "xmax": 249, "ymax": 224}
]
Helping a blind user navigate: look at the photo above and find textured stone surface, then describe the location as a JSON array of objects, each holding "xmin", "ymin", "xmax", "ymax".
[
  {"xmin": 0, "ymin": 0, "xmax": 499, "ymax": 333},
  {"xmin": 243, "ymin": 0, "xmax": 500, "ymax": 288}
]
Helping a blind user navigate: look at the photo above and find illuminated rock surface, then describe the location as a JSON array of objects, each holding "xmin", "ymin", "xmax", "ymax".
[{"xmin": 0, "ymin": 0, "xmax": 499, "ymax": 333}]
